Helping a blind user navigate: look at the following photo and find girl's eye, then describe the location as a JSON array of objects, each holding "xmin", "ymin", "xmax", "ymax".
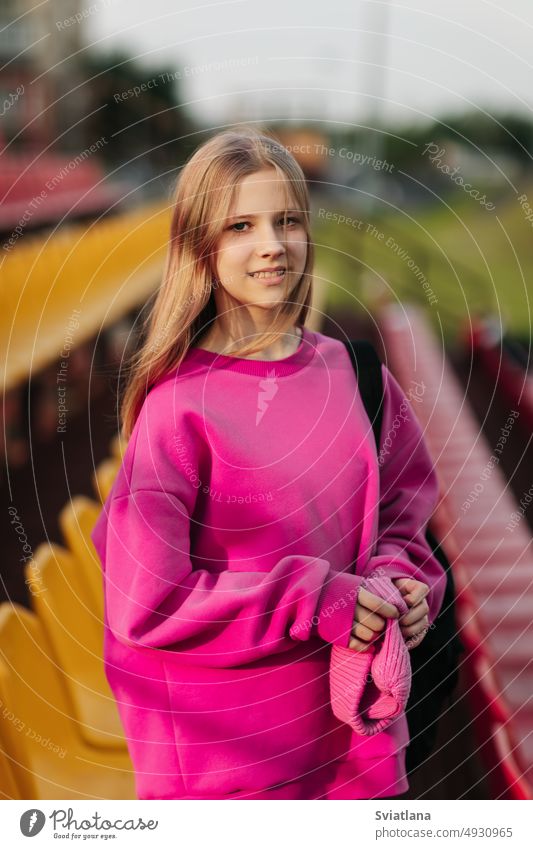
[{"xmin": 229, "ymin": 216, "xmax": 300, "ymax": 231}]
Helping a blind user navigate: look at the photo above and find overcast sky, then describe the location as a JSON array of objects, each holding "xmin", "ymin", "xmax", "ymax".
[{"xmin": 86, "ymin": 0, "xmax": 533, "ymax": 127}]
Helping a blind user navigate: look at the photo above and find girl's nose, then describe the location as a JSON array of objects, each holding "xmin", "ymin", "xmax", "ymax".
[{"xmin": 256, "ymin": 225, "xmax": 285, "ymax": 255}]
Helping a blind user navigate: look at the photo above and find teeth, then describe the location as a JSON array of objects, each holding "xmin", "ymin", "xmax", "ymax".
[{"xmin": 251, "ymin": 270, "xmax": 285, "ymax": 279}]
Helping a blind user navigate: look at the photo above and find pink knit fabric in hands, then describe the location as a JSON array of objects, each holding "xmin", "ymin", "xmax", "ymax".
[{"xmin": 329, "ymin": 575, "xmax": 411, "ymax": 736}]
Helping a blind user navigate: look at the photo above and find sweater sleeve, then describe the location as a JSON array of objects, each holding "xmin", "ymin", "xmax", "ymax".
[
  {"xmin": 364, "ymin": 365, "xmax": 446, "ymax": 625},
  {"xmin": 91, "ymin": 394, "xmax": 362, "ymax": 668},
  {"xmin": 94, "ymin": 490, "xmax": 362, "ymax": 667}
]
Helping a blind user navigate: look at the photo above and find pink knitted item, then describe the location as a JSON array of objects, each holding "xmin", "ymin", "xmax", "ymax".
[{"xmin": 330, "ymin": 575, "xmax": 411, "ymax": 736}]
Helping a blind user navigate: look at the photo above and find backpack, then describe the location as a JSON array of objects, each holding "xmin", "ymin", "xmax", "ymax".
[{"xmin": 343, "ymin": 339, "xmax": 465, "ymax": 774}]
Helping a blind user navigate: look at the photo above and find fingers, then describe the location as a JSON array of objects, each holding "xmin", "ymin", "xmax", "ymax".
[
  {"xmin": 392, "ymin": 578, "xmax": 430, "ymax": 607},
  {"xmin": 348, "ymin": 584, "xmax": 430, "ymax": 654},
  {"xmin": 348, "ymin": 635, "xmax": 375, "ymax": 652},
  {"xmin": 405, "ymin": 629, "xmax": 428, "ymax": 650},
  {"xmin": 354, "ymin": 604, "xmax": 387, "ymax": 634},
  {"xmin": 399, "ymin": 595, "xmax": 430, "ymax": 640},
  {"xmin": 349, "ymin": 589, "xmax": 402, "ymax": 654},
  {"xmin": 399, "ymin": 597, "xmax": 429, "ymax": 626},
  {"xmin": 400, "ymin": 617, "xmax": 429, "ymax": 638},
  {"xmin": 352, "ymin": 622, "xmax": 377, "ymax": 642},
  {"xmin": 358, "ymin": 587, "xmax": 400, "ymax": 619}
]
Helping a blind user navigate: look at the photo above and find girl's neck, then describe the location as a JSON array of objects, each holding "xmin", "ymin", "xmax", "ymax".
[{"xmin": 196, "ymin": 325, "xmax": 303, "ymax": 361}]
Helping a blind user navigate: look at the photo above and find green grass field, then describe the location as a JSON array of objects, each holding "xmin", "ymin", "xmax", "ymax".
[{"xmin": 313, "ymin": 180, "xmax": 533, "ymax": 342}]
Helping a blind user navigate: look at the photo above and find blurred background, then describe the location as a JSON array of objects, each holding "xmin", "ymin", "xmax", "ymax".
[{"xmin": 1, "ymin": 0, "xmax": 533, "ymax": 802}]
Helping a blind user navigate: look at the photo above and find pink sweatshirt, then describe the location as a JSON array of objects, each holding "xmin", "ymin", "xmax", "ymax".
[{"xmin": 91, "ymin": 325, "xmax": 446, "ymax": 800}]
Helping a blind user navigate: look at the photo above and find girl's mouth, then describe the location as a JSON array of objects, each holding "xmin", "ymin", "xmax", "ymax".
[{"xmin": 248, "ymin": 269, "xmax": 286, "ymax": 284}]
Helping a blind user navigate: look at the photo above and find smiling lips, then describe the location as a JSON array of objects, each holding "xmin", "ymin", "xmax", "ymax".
[{"xmin": 249, "ymin": 267, "xmax": 286, "ymax": 281}]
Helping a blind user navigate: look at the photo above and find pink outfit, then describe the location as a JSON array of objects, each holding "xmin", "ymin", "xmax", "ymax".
[{"xmin": 91, "ymin": 326, "xmax": 446, "ymax": 800}]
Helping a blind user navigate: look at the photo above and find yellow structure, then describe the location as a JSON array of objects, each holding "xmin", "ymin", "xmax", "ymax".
[
  {"xmin": 93, "ymin": 456, "xmax": 121, "ymax": 502},
  {"xmin": 0, "ymin": 747, "xmax": 20, "ymax": 800},
  {"xmin": 26, "ymin": 543, "xmax": 126, "ymax": 751},
  {"xmin": 58, "ymin": 496, "xmax": 106, "ymax": 617},
  {"xmin": 1, "ymin": 202, "xmax": 170, "ymax": 390},
  {"xmin": 0, "ymin": 604, "xmax": 135, "ymax": 799}
]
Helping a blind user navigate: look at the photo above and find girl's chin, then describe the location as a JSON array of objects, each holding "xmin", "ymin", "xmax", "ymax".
[
  {"xmin": 247, "ymin": 296, "xmax": 285, "ymax": 308},
  {"xmin": 236, "ymin": 282, "xmax": 287, "ymax": 300}
]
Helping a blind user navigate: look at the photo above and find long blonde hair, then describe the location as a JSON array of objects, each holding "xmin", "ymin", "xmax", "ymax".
[{"xmin": 120, "ymin": 125, "xmax": 315, "ymax": 438}]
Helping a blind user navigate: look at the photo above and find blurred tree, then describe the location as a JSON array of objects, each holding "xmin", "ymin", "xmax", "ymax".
[
  {"xmin": 78, "ymin": 51, "xmax": 195, "ymax": 180},
  {"xmin": 324, "ymin": 111, "xmax": 533, "ymax": 176},
  {"xmin": 379, "ymin": 111, "xmax": 533, "ymax": 171}
]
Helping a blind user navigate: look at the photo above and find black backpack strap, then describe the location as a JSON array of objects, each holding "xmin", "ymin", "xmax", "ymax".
[
  {"xmin": 343, "ymin": 340, "xmax": 385, "ymax": 447},
  {"xmin": 343, "ymin": 336, "xmax": 464, "ymax": 772}
]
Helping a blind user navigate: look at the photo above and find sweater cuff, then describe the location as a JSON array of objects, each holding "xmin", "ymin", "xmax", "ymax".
[
  {"xmin": 365, "ymin": 554, "xmax": 414, "ymax": 583},
  {"xmin": 313, "ymin": 571, "xmax": 362, "ymax": 647}
]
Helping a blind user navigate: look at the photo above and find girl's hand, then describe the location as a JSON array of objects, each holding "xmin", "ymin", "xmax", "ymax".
[
  {"xmin": 392, "ymin": 577, "xmax": 430, "ymax": 649},
  {"xmin": 348, "ymin": 587, "xmax": 399, "ymax": 652}
]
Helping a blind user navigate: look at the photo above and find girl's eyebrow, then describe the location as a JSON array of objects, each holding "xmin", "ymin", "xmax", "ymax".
[{"xmin": 227, "ymin": 210, "xmax": 299, "ymax": 220}]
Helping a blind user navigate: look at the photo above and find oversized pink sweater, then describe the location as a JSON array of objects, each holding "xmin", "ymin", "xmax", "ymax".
[{"xmin": 91, "ymin": 325, "xmax": 446, "ymax": 800}]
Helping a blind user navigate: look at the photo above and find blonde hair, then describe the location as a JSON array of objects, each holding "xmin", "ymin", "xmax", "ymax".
[{"xmin": 120, "ymin": 125, "xmax": 314, "ymax": 438}]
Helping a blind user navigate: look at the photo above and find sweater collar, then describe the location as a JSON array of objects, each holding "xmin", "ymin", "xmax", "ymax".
[{"xmin": 183, "ymin": 325, "xmax": 316, "ymax": 377}]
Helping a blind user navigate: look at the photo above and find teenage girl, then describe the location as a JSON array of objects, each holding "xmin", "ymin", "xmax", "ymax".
[{"xmin": 91, "ymin": 127, "xmax": 446, "ymax": 800}]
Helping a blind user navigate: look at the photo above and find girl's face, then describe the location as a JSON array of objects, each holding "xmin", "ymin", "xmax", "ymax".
[{"xmin": 212, "ymin": 168, "xmax": 308, "ymax": 309}]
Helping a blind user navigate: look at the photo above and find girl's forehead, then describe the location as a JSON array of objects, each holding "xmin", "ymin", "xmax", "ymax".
[{"xmin": 230, "ymin": 170, "xmax": 297, "ymax": 214}]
